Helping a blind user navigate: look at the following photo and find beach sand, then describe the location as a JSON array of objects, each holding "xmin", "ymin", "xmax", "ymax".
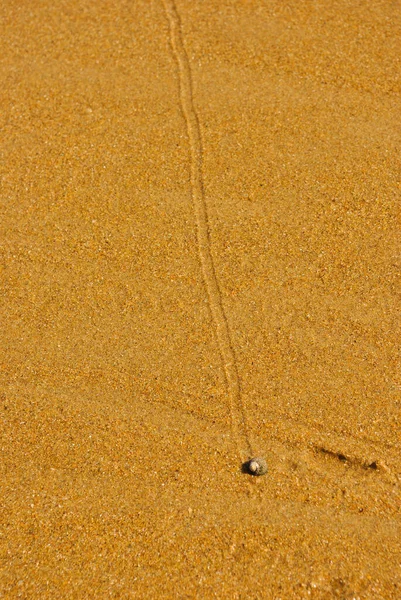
[{"xmin": 1, "ymin": 0, "xmax": 400, "ymax": 597}]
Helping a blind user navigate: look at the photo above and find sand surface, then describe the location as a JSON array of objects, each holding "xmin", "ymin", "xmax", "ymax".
[{"xmin": 1, "ymin": 0, "xmax": 400, "ymax": 598}]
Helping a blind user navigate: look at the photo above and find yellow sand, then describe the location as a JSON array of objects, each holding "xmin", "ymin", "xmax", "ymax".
[{"xmin": 1, "ymin": 0, "xmax": 400, "ymax": 598}]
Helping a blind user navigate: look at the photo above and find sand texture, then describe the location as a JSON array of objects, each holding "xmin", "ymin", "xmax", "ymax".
[{"xmin": 1, "ymin": 0, "xmax": 401, "ymax": 598}]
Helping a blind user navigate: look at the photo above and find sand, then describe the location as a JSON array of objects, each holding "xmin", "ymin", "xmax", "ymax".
[{"xmin": 1, "ymin": 0, "xmax": 400, "ymax": 598}]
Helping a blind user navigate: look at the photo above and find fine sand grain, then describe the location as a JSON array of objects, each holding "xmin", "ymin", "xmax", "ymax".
[{"xmin": 1, "ymin": 0, "xmax": 400, "ymax": 598}]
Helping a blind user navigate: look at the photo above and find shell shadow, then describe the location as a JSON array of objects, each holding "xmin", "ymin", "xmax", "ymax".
[{"xmin": 241, "ymin": 460, "xmax": 255, "ymax": 475}]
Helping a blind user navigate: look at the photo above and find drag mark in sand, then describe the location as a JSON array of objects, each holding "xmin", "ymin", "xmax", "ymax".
[{"xmin": 162, "ymin": 0, "xmax": 252, "ymax": 461}]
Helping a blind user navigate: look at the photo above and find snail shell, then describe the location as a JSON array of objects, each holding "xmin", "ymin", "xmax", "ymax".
[{"xmin": 246, "ymin": 457, "xmax": 268, "ymax": 476}]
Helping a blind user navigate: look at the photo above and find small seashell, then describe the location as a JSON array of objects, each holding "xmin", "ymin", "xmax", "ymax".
[{"xmin": 246, "ymin": 457, "xmax": 268, "ymax": 476}]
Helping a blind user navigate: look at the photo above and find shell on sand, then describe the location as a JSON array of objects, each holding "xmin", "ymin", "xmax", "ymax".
[{"xmin": 247, "ymin": 457, "xmax": 268, "ymax": 476}]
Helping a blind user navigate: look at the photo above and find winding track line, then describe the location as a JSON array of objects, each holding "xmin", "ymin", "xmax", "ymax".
[{"xmin": 162, "ymin": 0, "xmax": 252, "ymax": 461}]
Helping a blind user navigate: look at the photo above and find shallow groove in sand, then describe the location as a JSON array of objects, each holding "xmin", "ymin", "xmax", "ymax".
[{"xmin": 162, "ymin": 0, "xmax": 252, "ymax": 461}]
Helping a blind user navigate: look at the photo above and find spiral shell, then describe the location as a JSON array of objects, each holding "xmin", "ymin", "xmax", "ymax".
[{"xmin": 246, "ymin": 457, "xmax": 268, "ymax": 476}]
